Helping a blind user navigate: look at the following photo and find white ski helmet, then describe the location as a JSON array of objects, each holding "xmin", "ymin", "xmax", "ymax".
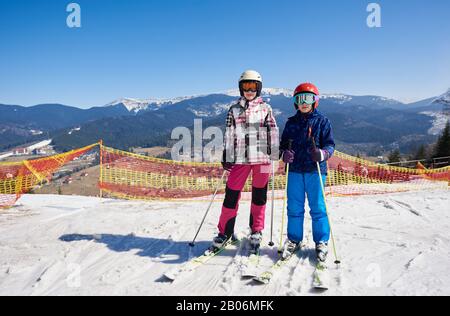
[{"xmin": 239, "ymin": 70, "xmax": 263, "ymax": 98}]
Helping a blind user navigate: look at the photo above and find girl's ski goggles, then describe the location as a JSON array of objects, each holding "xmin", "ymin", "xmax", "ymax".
[
  {"xmin": 294, "ymin": 93, "xmax": 319, "ymax": 105},
  {"xmin": 241, "ymin": 81, "xmax": 259, "ymax": 92}
]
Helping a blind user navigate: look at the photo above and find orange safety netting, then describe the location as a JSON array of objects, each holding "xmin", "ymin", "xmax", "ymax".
[
  {"xmin": 0, "ymin": 144, "xmax": 98, "ymax": 208},
  {"xmin": 2, "ymin": 143, "xmax": 448, "ymax": 208},
  {"xmin": 327, "ymin": 151, "xmax": 449, "ymax": 196},
  {"xmin": 99, "ymin": 145, "xmax": 449, "ymax": 201}
]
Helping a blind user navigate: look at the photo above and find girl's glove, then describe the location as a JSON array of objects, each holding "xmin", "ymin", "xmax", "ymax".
[{"xmin": 221, "ymin": 161, "xmax": 235, "ymax": 172}]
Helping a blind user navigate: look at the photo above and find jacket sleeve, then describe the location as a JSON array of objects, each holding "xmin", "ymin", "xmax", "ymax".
[
  {"xmin": 320, "ymin": 118, "xmax": 335, "ymax": 157},
  {"xmin": 265, "ymin": 106, "xmax": 279, "ymax": 161},
  {"xmin": 222, "ymin": 107, "xmax": 236, "ymax": 163},
  {"xmin": 279, "ymin": 121, "xmax": 291, "ymax": 158}
]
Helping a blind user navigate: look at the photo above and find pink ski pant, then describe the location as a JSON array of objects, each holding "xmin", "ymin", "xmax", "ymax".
[{"xmin": 218, "ymin": 164, "xmax": 271, "ymax": 236}]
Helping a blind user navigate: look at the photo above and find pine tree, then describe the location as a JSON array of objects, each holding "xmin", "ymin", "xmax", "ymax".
[
  {"xmin": 388, "ymin": 149, "xmax": 401, "ymax": 163},
  {"xmin": 413, "ymin": 145, "xmax": 428, "ymax": 161},
  {"xmin": 434, "ymin": 121, "xmax": 450, "ymax": 159}
]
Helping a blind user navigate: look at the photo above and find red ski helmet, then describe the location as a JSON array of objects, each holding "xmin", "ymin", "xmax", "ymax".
[{"xmin": 293, "ymin": 83, "xmax": 320, "ymax": 109}]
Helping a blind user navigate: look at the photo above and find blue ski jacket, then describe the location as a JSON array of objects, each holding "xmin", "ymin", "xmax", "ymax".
[{"xmin": 280, "ymin": 109, "xmax": 335, "ymax": 175}]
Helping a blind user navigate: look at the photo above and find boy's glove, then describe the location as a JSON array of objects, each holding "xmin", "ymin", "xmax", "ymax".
[
  {"xmin": 221, "ymin": 161, "xmax": 234, "ymax": 172},
  {"xmin": 311, "ymin": 148, "xmax": 329, "ymax": 162},
  {"xmin": 282, "ymin": 150, "xmax": 295, "ymax": 164}
]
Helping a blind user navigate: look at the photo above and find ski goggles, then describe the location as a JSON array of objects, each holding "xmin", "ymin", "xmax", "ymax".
[
  {"xmin": 241, "ymin": 81, "xmax": 259, "ymax": 92},
  {"xmin": 294, "ymin": 93, "xmax": 319, "ymax": 105}
]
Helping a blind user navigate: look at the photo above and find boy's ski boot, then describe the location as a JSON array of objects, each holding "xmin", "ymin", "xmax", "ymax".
[
  {"xmin": 315, "ymin": 242, "xmax": 328, "ymax": 262},
  {"xmin": 281, "ymin": 239, "xmax": 300, "ymax": 260}
]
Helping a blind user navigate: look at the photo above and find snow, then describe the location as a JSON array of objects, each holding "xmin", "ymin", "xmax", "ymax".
[
  {"xmin": 29, "ymin": 130, "xmax": 44, "ymax": 136},
  {"xmin": 420, "ymin": 111, "xmax": 449, "ymax": 135},
  {"xmin": 1, "ymin": 189, "xmax": 449, "ymax": 296},
  {"xmin": 26, "ymin": 140, "xmax": 52, "ymax": 151},
  {"xmin": 320, "ymin": 94, "xmax": 353, "ymax": 103},
  {"xmin": 106, "ymin": 96, "xmax": 198, "ymax": 113},
  {"xmin": 223, "ymin": 88, "xmax": 292, "ymax": 98},
  {"xmin": 433, "ymin": 89, "xmax": 450, "ymax": 104},
  {"xmin": 68, "ymin": 127, "xmax": 81, "ymax": 135},
  {"xmin": 189, "ymin": 102, "xmax": 235, "ymax": 117},
  {"xmin": 0, "ymin": 153, "xmax": 13, "ymax": 161}
]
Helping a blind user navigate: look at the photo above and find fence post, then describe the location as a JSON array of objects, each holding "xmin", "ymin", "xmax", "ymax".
[{"xmin": 99, "ymin": 140, "xmax": 103, "ymax": 198}]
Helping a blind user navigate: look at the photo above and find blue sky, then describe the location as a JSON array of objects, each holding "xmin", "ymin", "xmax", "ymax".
[{"xmin": 1, "ymin": 0, "xmax": 449, "ymax": 108}]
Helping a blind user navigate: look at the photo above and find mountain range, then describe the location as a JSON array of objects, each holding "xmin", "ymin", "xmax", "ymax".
[{"xmin": 1, "ymin": 88, "xmax": 449, "ymax": 155}]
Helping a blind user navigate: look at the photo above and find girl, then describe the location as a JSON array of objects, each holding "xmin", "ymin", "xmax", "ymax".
[{"xmin": 211, "ymin": 70, "xmax": 279, "ymax": 255}]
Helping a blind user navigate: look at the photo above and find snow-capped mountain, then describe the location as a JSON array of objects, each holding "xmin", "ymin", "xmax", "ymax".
[
  {"xmin": 420, "ymin": 89, "xmax": 450, "ymax": 135},
  {"xmin": 432, "ymin": 88, "xmax": 450, "ymax": 107},
  {"xmin": 3, "ymin": 88, "xmax": 449, "ymax": 153},
  {"xmin": 188, "ymin": 101, "xmax": 235, "ymax": 117},
  {"xmin": 223, "ymin": 88, "xmax": 293, "ymax": 98},
  {"xmin": 420, "ymin": 111, "xmax": 449, "ymax": 135},
  {"xmin": 320, "ymin": 94, "xmax": 353, "ymax": 104},
  {"xmin": 106, "ymin": 89, "xmax": 410, "ymax": 114},
  {"xmin": 106, "ymin": 96, "xmax": 198, "ymax": 113}
]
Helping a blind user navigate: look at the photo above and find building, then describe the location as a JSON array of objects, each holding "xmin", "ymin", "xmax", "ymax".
[{"xmin": 12, "ymin": 148, "xmax": 29, "ymax": 156}]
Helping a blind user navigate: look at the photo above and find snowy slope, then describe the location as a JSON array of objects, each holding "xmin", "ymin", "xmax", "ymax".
[
  {"xmin": 0, "ymin": 190, "xmax": 449, "ymax": 296},
  {"xmin": 419, "ymin": 89, "xmax": 450, "ymax": 135},
  {"xmin": 420, "ymin": 111, "xmax": 449, "ymax": 135}
]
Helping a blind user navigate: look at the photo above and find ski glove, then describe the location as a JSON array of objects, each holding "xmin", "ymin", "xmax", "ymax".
[
  {"xmin": 311, "ymin": 148, "xmax": 330, "ymax": 162},
  {"xmin": 282, "ymin": 150, "xmax": 295, "ymax": 164},
  {"xmin": 222, "ymin": 161, "xmax": 235, "ymax": 172}
]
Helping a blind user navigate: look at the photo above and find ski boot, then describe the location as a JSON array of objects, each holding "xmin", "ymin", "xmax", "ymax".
[
  {"xmin": 281, "ymin": 239, "xmax": 300, "ymax": 260},
  {"xmin": 248, "ymin": 231, "xmax": 262, "ymax": 255},
  {"xmin": 316, "ymin": 242, "xmax": 328, "ymax": 262},
  {"xmin": 207, "ymin": 233, "xmax": 237, "ymax": 254}
]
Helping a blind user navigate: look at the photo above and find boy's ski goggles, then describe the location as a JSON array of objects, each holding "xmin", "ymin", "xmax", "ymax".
[
  {"xmin": 294, "ymin": 93, "xmax": 319, "ymax": 105},
  {"xmin": 241, "ymin": 81, "xmax": 259, "ymax": 92}
]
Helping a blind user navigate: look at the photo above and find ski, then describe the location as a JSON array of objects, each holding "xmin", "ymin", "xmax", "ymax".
[
  {"xmin": 163, "ymin": 238, "xmax": 240, "ymax": 281},
  {"xmin": 253, "ymin": 247, "xmax": 300, "ymax": 284},
  {"xmin": 312, "ymin": 261, "xmax": 330, "ymax": 290},
  {"xmin": 241, "ymin": 251, "xmax": 261, "ymax": 278}
]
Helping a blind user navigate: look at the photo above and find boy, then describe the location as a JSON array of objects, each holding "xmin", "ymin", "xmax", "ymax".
[{"xmin": 280, "ymin": 83, "xmax": 335, "ymax": 262}]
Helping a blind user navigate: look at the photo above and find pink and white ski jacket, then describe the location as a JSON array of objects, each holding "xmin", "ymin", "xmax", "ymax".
[{"xmin": 223, "ymin": 97, "xmax": 279, "ymax": 165}]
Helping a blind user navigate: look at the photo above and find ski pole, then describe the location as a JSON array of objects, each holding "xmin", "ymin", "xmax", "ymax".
[
  {"xmin": 309, "ymin": 129, "xmax": 341, "ymax": 265},
  {"xmin": 189, "ymin": 170, "xmax": 227, "ymax": 247},
  {"xmin": 268, "ymin": 161, "xmax": 275, "ymax": 247},
  {"xmin": 315, "ymin": 161, "xmax": 341, "ymax": 265},
  {"xmin": 278, "ymin": 139, "xmax": 293, "ymax": 253}
]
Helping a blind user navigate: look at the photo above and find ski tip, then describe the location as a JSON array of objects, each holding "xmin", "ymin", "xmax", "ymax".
[
  {"xmin": 241, "ymin": 272, "xmax": 258, "ymax": 278},
  {"xmin": 163, "ymin": 274, "xmax": 176, "ymax": 282},
  {"xmin": 313, "ymin": 285, "xmax": 329, "ymax": 291},
  {"xmin": 253, "ymin": 277, "xmax": 269, "ymax": 285}
]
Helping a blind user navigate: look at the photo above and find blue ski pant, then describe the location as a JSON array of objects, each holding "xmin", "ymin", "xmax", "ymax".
[{"xmin": 287, "ymin": 172, "xmax": 330, "ymax": 244}]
